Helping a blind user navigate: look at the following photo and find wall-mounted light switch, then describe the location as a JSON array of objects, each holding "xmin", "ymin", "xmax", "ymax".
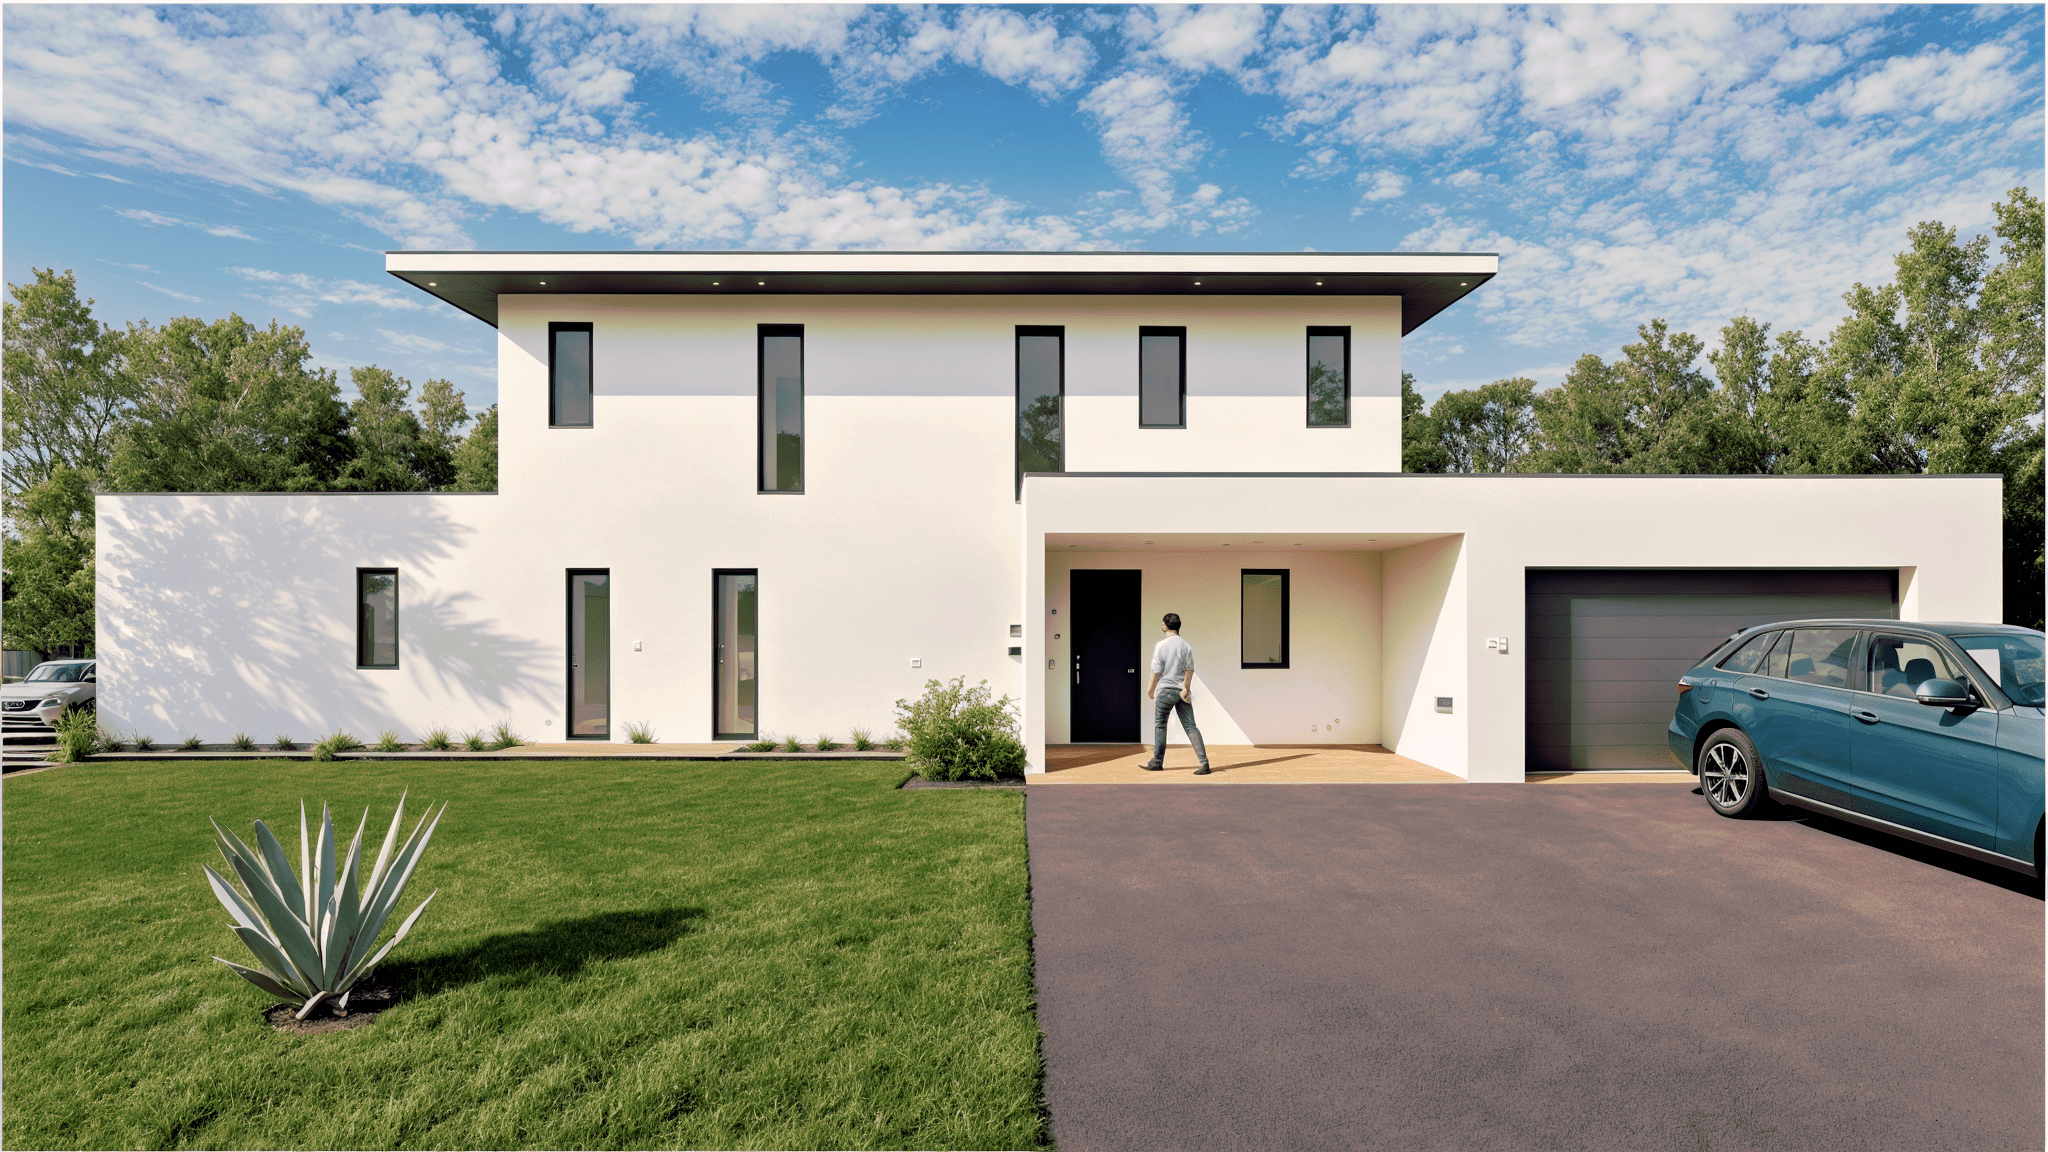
[
  {"xmin": 1009, "ymin": 624, "xmax": 1022, "ymax": 637},
  {"xmin": 1436, "ymin": 697, "xmax": 1454, "ymax": 713},
  {"xmin": 633, "ymin": 640, "xmax": 643, "ymax": 652},
  {"xmin": 910, "ymin": 658, "xmax": 922, "ymax": 668},
  {"xmin": 1485, "ymin": 636, "xmax": 1510, "ymax": 653}
]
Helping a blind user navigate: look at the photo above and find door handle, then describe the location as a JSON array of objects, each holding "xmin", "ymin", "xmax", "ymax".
[
  {"xmin": 1748, "ymin": 687, "xmax": 1770, "ymax": 699},
  {"xmin": 1852, "ymin": 709, "xmax": 1880, "ymax": 724}
]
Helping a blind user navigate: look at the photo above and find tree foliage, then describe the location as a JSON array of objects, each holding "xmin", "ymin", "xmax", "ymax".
[
  {"xmin": 1405, "ymin": 189, "xmax": 2045, "ymax": 628},
  {"xmin": 2, "ymin": 269, "xmax": 129, "ymax": 488},
  {"xmin": 1, "ymin": 467, "xmax": 97, "ymax": 655}
]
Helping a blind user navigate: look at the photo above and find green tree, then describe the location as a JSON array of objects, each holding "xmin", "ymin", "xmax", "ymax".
[
  {"xmin": 1983, "ymin": 189, "xmax": 2045, "ymax": 629},
  {"xmin": 108, "ymin": 315, "xmax": 351, "ymax": 492},
  {"xmin": 337, "ymin": 366, "xmax": 432, "ymax": 491},
  {"xmin": 1399, "ymin": 372, "xmax": 1452, "ymax": 472},
  {"xmin": 1, "ymin": 467, "xmax": 96, "ymax": 656},
  {"xmin": 1411, "ymin": 377, "xmax": 1541, "ymax": 473},
  {"xmin": 450, "ymin": 403, "xmax": 498, "ymax": 492},
  {"xmin": 2, "ymin": 269, "xmax": 130, "ymax": 487},
  {"xmin": 1531, "ymin": 320, "xmax": 1752, "ymax": 474},
  {"xmin": 417, "ymin": 377, "xmax": 471, "ymax": 490}
]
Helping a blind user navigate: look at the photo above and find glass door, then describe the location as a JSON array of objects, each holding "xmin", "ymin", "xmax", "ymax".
[
  {"xmin": 568, "ymin": 570, "xmax": 610, "ymax": 738},
  {"xmin": 714, "ymin": 570, "xmax": 758, "ymax": 740}
]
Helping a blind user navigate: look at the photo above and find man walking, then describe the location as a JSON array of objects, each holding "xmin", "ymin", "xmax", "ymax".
[{"xmin": 1142, "ymin": 612, "xmax": 1212, "ymax": 774}]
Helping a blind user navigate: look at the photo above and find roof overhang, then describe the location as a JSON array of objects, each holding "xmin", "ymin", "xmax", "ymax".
[{"xmin": 384, "ymin": 250, "xmax": 1496, "ymax": 335}]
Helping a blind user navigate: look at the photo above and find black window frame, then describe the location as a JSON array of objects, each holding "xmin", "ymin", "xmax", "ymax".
[
  {"xmin": 1240, "ymin": 568, "xmax": 1291, "ymax": 669},
  {"xmin": 355, "ymin": 567, "xmax": 399, "ymax": 670},
  {"xmin": 548, "ymin": 321, "xmax": 594, "ymax": 428},
  {"xmin": 757, "ymin": 324, "xmax": 805, "ymax": 494},
  {"xmin": 712, "ymin": 568, "xmax": 760, "ymax": 742},
  {"xmin": 565, "ymin": 568, "xmax": 611, "ymax": 741},
  {"xmin": 1137, "ymin": 325, "xmax": 1187, "ymax": 429},
  {"xmin": 1016, "ymin": 325, "xmax": 1065, "ymax": 501},
  {"xmin": 1306, "ymin": 325, "xmax": 1351, "ymax": 428}
]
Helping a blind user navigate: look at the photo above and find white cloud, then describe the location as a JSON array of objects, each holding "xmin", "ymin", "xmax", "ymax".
[
  {"xmin": 1127, "ymin": 6, "xmax": 1267, "ymax": 75},
  {"xmin": 227, "ymin": 267, "xmax": 424, "ymax": 318},
  {"xmin": 135, "ymin": 279, "xmax": 203, "ymax": 303},
  {"xmin": 1817, "ymin": 44, "xmax": 2021, "ymax": 123},
  {"xmin": 1355, "ymin": 170, "xmax": 1408, "ymax": 204},
  {"xmin": 376, "ymin": 328, "xmax": 452, "ymax": 353}
]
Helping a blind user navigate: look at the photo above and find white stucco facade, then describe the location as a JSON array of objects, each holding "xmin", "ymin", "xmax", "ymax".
[{"xmin": 94, "ymin": 251, "xmax": 2007, "ymax": 778}]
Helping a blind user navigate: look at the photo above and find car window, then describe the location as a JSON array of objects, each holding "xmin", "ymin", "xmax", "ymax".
[
  {"xmin": 1783, "ymin": 628, "xmax": 1858, "ymax": 687},
  {"xmin": 24, "ymin": 662, "xmax": 90, "ymax": 683},
  {"xmin": 1868, "ymin": 635, "xmax": 1957, "ymax": 698},
  {"xmin": 1762, "ymin": 630, "xmax": 1791, "ymax": 679},
  {"xmin": 1717, "ymin": 631, "xmax": 1779, "ymax": 674},
  {"xmin": 1953, "ymin": 633, "xmax": 2046, "ymax": 707}
]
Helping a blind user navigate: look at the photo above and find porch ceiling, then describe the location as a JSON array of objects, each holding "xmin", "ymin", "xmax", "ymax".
[{"xmin": 1047, "ymin": 532, "xmax": 1457, "ymax": 552}]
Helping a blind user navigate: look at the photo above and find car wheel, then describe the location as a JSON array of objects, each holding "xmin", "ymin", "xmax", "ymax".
[{"xmin": 1699, "ymin": 729, "xmax": 1772, "ymax": 818}]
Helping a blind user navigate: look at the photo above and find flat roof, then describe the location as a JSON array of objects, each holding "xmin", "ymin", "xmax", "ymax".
[{"xmin": 383, "ymin": 250, "xmax": 1497, "ymax": 334}]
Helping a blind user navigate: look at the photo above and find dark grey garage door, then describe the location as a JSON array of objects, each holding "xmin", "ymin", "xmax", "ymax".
[{"xmin": 1526, "ymin": 570, "xmax": 1898, "ymax": 772}]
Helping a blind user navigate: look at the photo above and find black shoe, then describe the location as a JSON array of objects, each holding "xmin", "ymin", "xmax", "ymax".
[
  {"xmin": 1193, "ymin": 766, "xmax": 1212, "ymax": 775},
  {"xmin": 1141, "ymin": 762, "xmax": 1163, "ymax": 771}
]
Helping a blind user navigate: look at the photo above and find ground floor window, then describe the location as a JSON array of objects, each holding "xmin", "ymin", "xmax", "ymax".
[
  {"xmin": 714, "ymin": 570, "xmax": 758, "ymax": 740},
  {"xmin": 357, "ymin": 568, "xmax": 398, "ymax": 668},
  {"xmin": 568, "ymin": 570, "xmax": 610, "ymax": 738},
  {"xmin": 1241, "ymin": 569, "xmax": 1290, "ymax": 668}
]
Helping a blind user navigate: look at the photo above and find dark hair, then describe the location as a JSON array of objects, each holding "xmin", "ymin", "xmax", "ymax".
[{"xmin": 1163, "ymin": 612, "xmax": 1181, "ymax": 632}]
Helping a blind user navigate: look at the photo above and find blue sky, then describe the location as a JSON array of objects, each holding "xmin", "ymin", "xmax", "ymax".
[{"xmin": 5, "ymin": 4, "xmax": 2042, "ymax": 412}]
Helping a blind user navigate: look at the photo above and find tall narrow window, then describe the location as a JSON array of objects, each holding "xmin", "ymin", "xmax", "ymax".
[
  {"xmin": 1139, "ymin": 326, "xmax": 1186, "ymax": 428},
  {"xmin": 356, "ymin": 568, "xmax": 398, "ymax": 669},
  {"xmin": 550, "ymin": 322, "xmax": 593, "ymax": 427},
  {"xmin": 1017, "ymin": 326, "xmax": 1064, "ymax": 500},
  {"xmin": 567, "ymin": 570, "xmax": 610, "ymax": 738},
  {"xmin": 1242, "ymin": 570, "xmax": 1290, "ymax": 668},
  {"xmin": 759, "ymin": 325, "xmax": 804, "ymax": 492},
  {"xmin": 714, "ymin": 570, "xmax": 759, "ymax": 741},
  {"xmin": 1307, "ymin": 326, "xmax": 1350, "ymax": 427}
]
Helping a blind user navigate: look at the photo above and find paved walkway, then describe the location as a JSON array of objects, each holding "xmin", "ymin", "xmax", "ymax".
[
  {"xmin": 1027, "ymin": 783, "xmax": 2042, "ymax": 1151},
  {"xmin": 1037, "ymin": 743, "xmax": 1461, "ymax": 783}
]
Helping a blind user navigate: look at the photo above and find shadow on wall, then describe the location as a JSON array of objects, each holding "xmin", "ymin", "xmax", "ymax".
[
  {"xmin": 1380, "ymin": 536, "xmax": 1461, "ymax": 756},
  {"xmin": 99, "ymin": 495, "xmax": 553, "ymax": 739}
]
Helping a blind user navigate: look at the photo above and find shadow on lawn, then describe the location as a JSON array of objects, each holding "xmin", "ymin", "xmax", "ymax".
[{"xmin": 386, "ymin": 907, "xmax": 706, "ymax": 994}]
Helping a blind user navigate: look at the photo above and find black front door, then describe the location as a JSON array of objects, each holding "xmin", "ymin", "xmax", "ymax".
[{"xmin": 1070, "ymin": 569, "xmax": 1141, "ymax": 742}]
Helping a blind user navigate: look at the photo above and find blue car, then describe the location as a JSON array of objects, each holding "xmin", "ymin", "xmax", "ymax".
[{"xmin": 1670, "ymin": 620, "xmax": 2046, "ymax": 877}]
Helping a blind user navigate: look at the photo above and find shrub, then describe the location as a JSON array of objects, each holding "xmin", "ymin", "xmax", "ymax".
[
  {"xmin": 181, "ymin": 734, "xmax": 204, "ymax": 751},
  {"xmin": 781, "ymin": 733, "xmax": 804, "ymax": 753},
  {"xmin": 311, "ymin": 731, "xmax": 364, "ymax": 762},
  {"xmin": 134, "ymin": 734, "xmax": 157, "ymax": 751},
  {"xmin": 231, "ymin": 732, "xmax": 257, "ymax": 751},
  {"xmin": 741, "ymin": 738, "xmax": 778, "ymax": 752},
  {"xmin": 272, "ymin": 735, "xmax": 297, "ymax": 751},
  {"xmin": 98, "ymin": 727, "xmax": 124, "ymax": 753},
  {"xmin": 420, "ymin": 728, "xmax": 452, "ymax": 751},
  {"xmin": 849, "ymin": 726, "xmax": 875, "ymax": 751},
  {"xmin": 488, "ymin": 722, "xmax": 523, "ymax": 751},
  {"xmin": 462, "ymin": 730, "xmax": 487, "ymax": 752},
  {"xmin": 204, "ymin": 791, "xmax": 446, "ymax": 1020},
  {"xmin": 893, "ymin": 677, "xmax": 1026, "ymax": 781},
  {"xmin": 624, "ymin": 720, "xmax": 657, "ymax": 744},
  {"xmin": 814, "ymin": 733, "xmax": 840, "ymax": 752},
  {"xmin": 52, "ymin": 708, "xmax": 101, "ymax": 763},
  {"xmin": 375, "ymin": 730, "xmax": 405, "ymax": 752},
  {"xmin": 882, "ymin": 732, "xmax": 906, "ymax": 752}
]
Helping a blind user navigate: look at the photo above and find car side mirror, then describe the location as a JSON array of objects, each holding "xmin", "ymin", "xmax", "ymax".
[{"xmin": 1914, "ymin": 678, "xmax": 1975, "ymax": 709}]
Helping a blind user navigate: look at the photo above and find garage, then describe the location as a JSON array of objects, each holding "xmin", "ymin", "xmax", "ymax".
[{"xmin": 1525, "ymin": 570, "xmax": 1900, "ymax": 772}]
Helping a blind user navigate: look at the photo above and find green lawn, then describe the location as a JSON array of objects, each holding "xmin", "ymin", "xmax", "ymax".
[{"xmin": 3, "ymin": 760, "xmax": 1044, "ymax": 1150}]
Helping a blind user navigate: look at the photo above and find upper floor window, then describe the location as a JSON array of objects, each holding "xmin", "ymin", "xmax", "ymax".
[
  {"xmin": 1017, "ymin": 326, "xmax": 1064, "ymax": 500},
  {"xmin": 550, "ymin": 323, "xmax": 593, "ymax": 427},
  {"xmin": 759, "ymin": 325, "xmax": 804, "ymax": 493},
  {"xmin": 1139, "ymin": 326, "xmax": 1186, "ymax": 428},
  {"xmin": 1307, "ymin": 326, "xmax": 1349, "ymax": 427},
  {"xmin": 357, "ymin": 568, "xmax": 398, "ymax": 669}
]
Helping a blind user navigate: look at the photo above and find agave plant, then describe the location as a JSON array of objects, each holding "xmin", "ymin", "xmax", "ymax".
[{"xmin": 204, "ymin": 791, "xmax": 447, "ymax": 1019}]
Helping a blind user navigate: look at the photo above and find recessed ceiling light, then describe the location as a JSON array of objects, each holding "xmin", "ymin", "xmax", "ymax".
[
  {"xmin": 757, "ymin": 281, "xmax": 765, "ymax": 286},
  {"xmin": 712, "ymin": 281, "xmax": 720, "ymax": 286},
  {"xmin": 1460, "ymin": 282, "xmax": 1468, "ymax": 286},
  {"xmin": 539, "ymin": 280, "xmax": 547, "ymax": 285},
  {"xmin": 1193, "ymin": 280, "xmax": 1202, "ymax": 285},
  {"xmin": 426, "ymin": 281, "xmax": 436, "ymax": 287},
  {"xmin": 1315, "ymin": 281, "xmax": 1323, "ymax": 286}
]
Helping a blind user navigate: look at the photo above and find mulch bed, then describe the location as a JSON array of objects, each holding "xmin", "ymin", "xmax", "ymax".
[
  {"xmin": 901, "ymin": 776, "xmax": 1026, "ymax": 789},
  {"xmin": 261, "ymin": 978, "xmax": 402, "ymax": 1034}
]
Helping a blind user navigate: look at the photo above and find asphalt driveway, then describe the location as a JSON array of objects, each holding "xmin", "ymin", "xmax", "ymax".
[{"xmin": 1027, "ymin": 783, "xmax": 2043, "ymax": 1151}]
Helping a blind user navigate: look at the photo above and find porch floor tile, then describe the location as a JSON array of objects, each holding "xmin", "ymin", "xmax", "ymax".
[{"xmin": 1034, "ymin": 744, "xmax": 1460, "ymax": 783}]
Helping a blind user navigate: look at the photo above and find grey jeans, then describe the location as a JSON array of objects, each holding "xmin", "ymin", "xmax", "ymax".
[{"xmin": 1149, "ymin": 687, "xmax": 1210, "ymax": 767}]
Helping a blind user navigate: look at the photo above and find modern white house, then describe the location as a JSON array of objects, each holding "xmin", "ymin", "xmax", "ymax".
[{"xmin": 96, "ymin": 251, "xmax": 2006, "ymax": 780}]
